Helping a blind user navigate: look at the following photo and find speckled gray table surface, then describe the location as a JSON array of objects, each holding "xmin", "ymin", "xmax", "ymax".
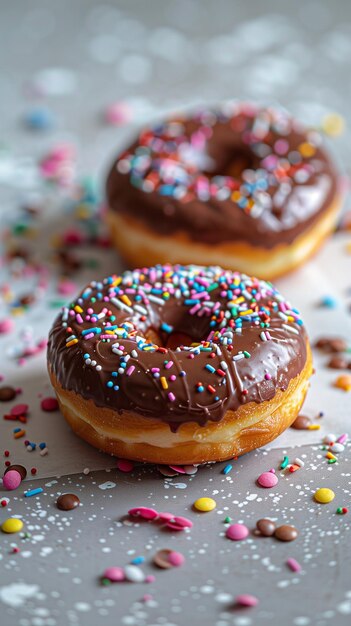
[{"xmin": 1, "ymin": 1, "xmax": 351, "ymax": 625}]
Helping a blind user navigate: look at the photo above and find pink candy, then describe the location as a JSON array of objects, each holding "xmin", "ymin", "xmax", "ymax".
[
  {"xmin": 286, "ymin": 557, "xmax": 302, "ymax": 572},
  {"xmin": 41, "ymin": 397, "xmax": 59, "ymax": 412},
  {"xmin": 168, "ymin": 551, "xmax": 185, "ymax": 567},
  {"xmin": 166, "ymin": 515, "xmax": 193, "ymax": 531},
  {"xmin": 226, "ymin": 523, "xmax": 249, "ymax": 541},
  {"xmin": 103, "ymin": 567, "xmax": 125, "ymax": 582},
  {"xmin": 11, "ymin": 403, "xmax": 29, "ymax": 417},
  {"xmin": 0, "ymin": 318, "xmax": 14, "ymax": 334},
  {"xmin": 3, "ymin": 470, "xmax": 22, "ymax": 491},
  {"xmin": 128, "ymin": 506, "xmax": 159, "ymax": 520},
  {"xmin": 235, "ymin": 594, "xmax": 259, "ymax": 607},
  {"xmin": 117, "ymin": 459, "xmax": 134, "ymax": 473},
  {"xmin": 257, "ymin": 471, "xmax": 278, "ymax": 488},
  {"xmin": 104, "ymin": 102, "xmax": 132, "ymax": 126}
]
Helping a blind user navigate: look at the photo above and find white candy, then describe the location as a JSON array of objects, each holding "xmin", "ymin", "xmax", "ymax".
[
  {"xmin": 293, "ymin": 458, "xmax": 304, "ymax": 467},
  {"xmin": 124, "ymin": 565, "xmax": 145, "ymax": 583},
  {"xmin": 323, "ymin": 434, "xmax": 336, "ymax": 444},
  {"xmin": 329, "ymin": 443, "xmax": 345, "ymax": 454}
]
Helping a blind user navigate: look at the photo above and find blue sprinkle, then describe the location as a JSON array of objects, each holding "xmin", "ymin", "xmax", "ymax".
[
  {"xmin": 39, "ymin": 442, "xmax": 46, "ymax": 450},
  {"xmin": 320, "ymin": 296, "xmax": 337, "ymax": 309},
  {"xmin": 223, "ymin": 464, "xmax": 233, "ymax": 475},
  {"xmin": 25, "ymin": 107, "xmax": 56, "ymax": 131},
  {"xmin": 161, "ymin": 322, "xmax": 173, "ymax": 334},
  {"xmin": 107, "ymin": 381, "xmax": 113, "ymax": 388},
  {"xmin": 24, "ymin": 488, "xmax": 44, "ymax": 497},
  {"xmin": 205, "ymin": 364, "xmax": 216, "ymax": 373},
  {"xmin": 131, "ymin": 556, "xmax": 145, "ymax": 565}
]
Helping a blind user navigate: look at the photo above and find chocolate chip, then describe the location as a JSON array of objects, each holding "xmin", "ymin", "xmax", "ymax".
[
  {"xmin": 274, "ymin": 524, "xmax": 298, "ymax": 542},
  {"xmin": 328, "ymin": 356, "xmax": 348, "ymax": 369},
  {"xmin": 315, "ymin": 337, "xmax": 347, "ymax": 353},
  {"xmin": 256, "ymin": 518, "xmax": 276, "ymax": 536},
  {"xmin": 4, "ymin": 464, "xmax": 27, "ymax": 480},
  {"xmin": 56, "ymin": 493, "xmax": 80, "ymax": 511},
  {"xmin": 290, "ymin": 414, "xmax": 311, "ymax": 430},
  {"xmin": 0, "ymin": 386, "xmax": 17, "ymax": 402}
]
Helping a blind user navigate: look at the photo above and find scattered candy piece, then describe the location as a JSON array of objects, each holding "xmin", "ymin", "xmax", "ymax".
[
  {"xmin": 128, "ymin": 506, "xmax": 159, "ymax": 520},
  {"xmin": 334, "ymin": 375, "xmax": 351, "ymax": 391},
  {"xmin": 0, "ymin": 318, "xmax": 14, "ymax": 334},
  {"xmin": 104, "ymin": 101, "xmax": 132, "ymax": 126},
  {"xmin": 166, "ymin": 515, "xmax": 193, "ymax": 531},
  {"xmin": 256, "ymin": 518, "xmax": 276, "ymax": 537},
  {"xmin": 24, "ymin": 107, "xmax": 56, "ymax": 131},
  {"xmin": 56, "ymin": 493, "xmax": 80, "ymax": 511},
  {"xmin": 0, "ymin": 386, "xmax": 17, "ymax": 401},
  {"xmin": 235, "ymin": 594, "xmax": 259, "ymax": 607},
  {"xmin": 286, "ymin": 558, "xmax": 302, "ymax": 572},
  {"xmin": 10, "ymin": 404, "xmax": 28, "ymax": 417},
  {"xmin": 117, "ymin": 459, "xmax": 134, "ymax": 473},
  {"xmin": 336, "ymin": 507, "xmax": 348, "ymax": 515},
  {"xmin": 319, "ymin": 295, "xmax": 337, "ymax": 308},
  {"xmin": 3, "ymin": 469, "xmax": 22, "ymax": 491},
  {"xmin": 226, "ymin": 523, "xmax": 249, "ymax": 541},
  {"xmin": 322, "ymin": 112, "xmax": 345, "ymax": 137},
  {"xmin": 41, "ymin": 397, "xmax": 59, "ymax": 411},
  {"xmin": 4, "ymin": 465, "xmax": 27, "ymax": 480},
  {"xmin": 24, "ymin": 487, "xmax": 43, "ymax": 497},
  {"xmin": 290, "ymin": 414, "xmax": 311, "ymax": 430},
  {"xmin": 153, "ymin": 549, "xmax": 185, "ymax": 569},
  {"xmin": 1, "ymin": 518, "xmax": 23, "ymax": 533},
  {"xmin": 257, "ymin": 471, "xmax": 278, "ymax": 488},
  {"xmin": 103, "ymin": 567, "xmax": 125, "ymax": 582},
  {"xmin": 194, "ymin": 497, "xmax": 216, "ymax": 512},
  {"xmin": 274, "ymin": 525, "xmax": 298, "ymax": 542},
  {"xmin": 124, "ymin": 565, "xmax": 145, "ymax": 583},
  {"xmin": 314, "ymin": 488, "xmax": 335, "ymax": 503}
]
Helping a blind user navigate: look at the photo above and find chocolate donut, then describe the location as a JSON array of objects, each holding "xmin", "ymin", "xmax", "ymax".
[
  {"xmin": 47, "ymin": 265, "xmax": 312, "ymax": 464},
  {"xmin": 106, "ymin": 103, "xmax": 340, "ymax": 279}
]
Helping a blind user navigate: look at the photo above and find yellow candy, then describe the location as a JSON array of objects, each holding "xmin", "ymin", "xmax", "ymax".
[
  {"xmin": 194, "ymin": 497, "xmax": 216, "ymax": 512},
  {"xmin": 298, "ymin": 142, "xmax": 316, "ymax": 158},
  {"xmin": 314, "ymin": 488, "xmax": 335, "ymax": 504},
  {"xmin": 322, "ymin": 113, "xmax": 345, "ymax": 137},
  {"xmin": 1, "ymin": 518, "xmax": 24, "ymax": 534},
  {"xmin": 334, "ymin": 375, "xmax": 351, "ymax": 392}
]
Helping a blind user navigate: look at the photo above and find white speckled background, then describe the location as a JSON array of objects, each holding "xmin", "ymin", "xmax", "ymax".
[{"xmin": 0, "ymin": 1, "xmax": 351, "ymax": 625}]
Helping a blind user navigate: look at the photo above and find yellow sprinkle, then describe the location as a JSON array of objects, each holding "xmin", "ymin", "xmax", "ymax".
[
  {"xmin": 231, "ymin": 190, "xmax": 241, "ymax": 202},
  {"xmin": 322, "ymin": 113, "xmax": 345, "ymax": 137},
  {"xmin": 307, "ymin": 424, "xmax": 321, "ymax": 430},
  {"xmin": 1, "ymin": 518, "xmax": 24, "ymax": 534},
  {"xmin": 121, "ymin": 295, "xmax": 132, "ymax": 307},
  {"xmin": 326, "ymin": 452, "xmax": 337, "ymax": 460},
  {"xmin": 334, "ymin": 375, "xmax": 351, "ymax": 391},
  {"xmin": 314, "ymin": 488, "xmax": 335, "ymax": 504},
  {"xmin": 231, "ymin": 297, "xmax": 245, "ymax": 305},
  {"xmin": 74, "ymin": 305, "xmax": 83, "ymax": 314},
  {"xmin": 66, "ymin": 339, "xmax": 78, "ymax": 347},
  {"xmin": 239, "ymin": 309, "xmax": 254, "ymax": 317},
  {"xmin": 298, "ymin": 142, "xmax": 316, "ymax": 158},
  {"xmin": 194, "ymin": 497, "xmax": 217, "ymax": 512},
  {"xmin": 160, "ymin": 377, "xmax": 168, "ymax": 390}
]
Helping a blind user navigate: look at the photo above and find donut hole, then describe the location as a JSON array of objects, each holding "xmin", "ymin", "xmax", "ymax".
[
  {"xmin": 202, "ymin": 143, "xmax": 257, "ymax": 181},
  {"xmin": 145, "ymin": 328, "xmax": 194, "ymax": 350}
]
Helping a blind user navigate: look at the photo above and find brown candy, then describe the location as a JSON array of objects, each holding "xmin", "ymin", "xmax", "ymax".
[
  {"xmin": 328, "ymin": 356, "xmax": 348, "ymax": 369},
  {"xmin": 315, "ymin": 337, "xmax": 347, "ymax": 353},
  {"xmin": 290, "ymin": 414, "xmax": 311, "ymax": 430},
  {"xmin": 274, "ymin": 524, "xmax": 298, "ymax": 542},
  {"xmin": 256, "ymin": 518, "xmax": 276, "ymax": 536},
  {"xmin": 0, "ymin": 386, "xmax": 17, "ymax": 402},
  {"xmin": 56, "ymin": 493, "xmax": 80, "ymax": 511},
  {"xmin": 4, "ymin": 464, "xmax": 27, "ymax": 480},
  {"xmin": 153, "ymin": 549, "xmax": 173, "ymax": 569}
]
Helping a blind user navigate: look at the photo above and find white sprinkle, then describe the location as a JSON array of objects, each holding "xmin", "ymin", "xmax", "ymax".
[{"xmin": 282, "ymin": 323, "xmax": 299, "ymax": 335}]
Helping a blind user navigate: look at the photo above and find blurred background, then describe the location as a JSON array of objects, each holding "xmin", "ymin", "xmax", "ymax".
[{"xmin": 1, "ymin": 0, "xmax": 350, "ymax": 188}]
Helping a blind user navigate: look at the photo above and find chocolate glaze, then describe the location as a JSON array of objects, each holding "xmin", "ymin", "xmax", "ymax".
[
  {"xmin": 106, "ymin": 104, "xmax": 338, "ymax": 248},
  {"xmin": 47, "ymin": 265, "xmax": 308, "ymax": 431}
]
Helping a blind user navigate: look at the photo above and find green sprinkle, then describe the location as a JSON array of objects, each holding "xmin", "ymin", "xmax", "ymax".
[
  {"xmin": 243, "ymin": 351, "xmax": 251, "ymax": 358},
  {"xmin": 207, "ymin": 283, "xmax": 219, "ymax": 292},
  {"xmin": 328, "ymin": 458, "xmax": 337, "ymax": 464},
  {"xmin": 336, "ymin": 507, "xmax": 343, "ymax": 514},
  {"xmin": 280, "ymin": 455, "xmax": 289, "ymax": 469},
  {"xmin": 224, "ymin": 516, "xmax": 232, "ymax": 523}
]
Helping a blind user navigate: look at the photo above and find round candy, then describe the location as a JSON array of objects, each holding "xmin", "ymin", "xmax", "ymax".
[
  {"xmin": 41, "ymin": 397, "xmax": 59, "ymax": 412},
  {"xmin": 290, "ymin": 414, "xmax": 311, "ymax": 430},
  {"xmin": 314, "ymin": 488, "xmax": 335, "ymax": 504},
  {"xmin": 56, "ymin": 493, "xmax": 80, "ymax": 511},
  {"xmin": 103, "ymin": 567, "xmax": 125, "ymax": 582},
  {"xmin": 3, "ymin": 469, "xmax": 22, "ymax": 491},
  {"xmin": 128, "ymin": 506, "xmax": 159, "ymax": 520},
  {"xmin": 117, "ymin": 459, "xmax": 134, "ymax": 472},
  {"xmin": 330, "ymin": 443, "xmax": 344, "ymax": 454},
  {"xmin": 4, "ymin": 464, "xmax": 27, "ymax": 480},
  {"xmin": 226, "ymin": 523, "xmax": 249, "ymax": 541},
  {"xmin": 194, "ymin": 497, "xmax": 216, "ymax": 512},
  {"xmin": 236, "ymin": 594, "xmax": 259, "ymax": 607},
  {"xmin": 256, "ymin": 518, "xmax": 276, "ymax": 536},
  {"xmin": 124, "ymin": 565, "xmax": 145, "ymax": 583},
  {"xmin": 158, "ymin": 512, "xmax": 174, "ymax": 522},
  {"xmin": 168, "ymin": 551, "xmax": 185, "ymax": 567},
  {"xmin": 1, "ymin": 518, "xmax": 23, "ymax": 533},
  {"xmin": 153, "ymin": 549, "xmax": 180, "ymax": 569},
  {"xmin": 274, "ymin": 524, "xmax": 298, "ymax": 542},
  {"xmin": 257, "ymin": 471, "xmax": 278, "ymax": 488},
  {"xmin": 11, "ymin": 403, "xmax": 28, "ymax": 417},
  {"xmin": 323, "ymin": 434, "xmax": 336, "ymax": 444},
  {"xmin": 166, "ymin": 515, "xmax": 193, "ymax": 531},
  {"xmin": 0, "ymin": 386, "xmax": 17, "ymax": 402}
]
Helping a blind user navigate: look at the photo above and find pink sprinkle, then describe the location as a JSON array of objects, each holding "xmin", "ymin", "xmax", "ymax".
[
  {"xmin": 11, "ymin": 403, "xmax": 28, "ymax": 417},
  {"xmin": 257, "ymin": 471, "xmax": 278, "ymax": 488},
  {"xmin": 226, "ymin": 523, "xmax": 249, "ymax": 541},
  {"xmin": 84, "ymin": 332, "xmax": 94, "ymax": 340},
  {"xmin": 41, "ymin": 397, "xmax": 59, "ymax": 412},
  {"xmin": 128, "ymin": 506, "xmax": 159, "ymax": 520},
  {"xmin": 117, "ymin": 459, "xmax": 134, "ymax": 473},
  {"xmin": 168, "ymin": 392, "xmax": 176, "ymax": 402},
  {"xmin": 286, "ymin": 558, "xmax": 302, "ymax": 572},
  {"xmin": 145, "ymin": 575, "xmax": 155, "ymax": 583},
  {"xmin": 165, "ymin": 361, "xmax": 173, "ymax": 369},
  {"xmin": 265, "ymin": 373, "xmax": 272, "ymax": 380},
  {"xmin": 166, "ymin": 515, "xmax": 193, "ymax": 531},
  {"xmin": 58, "ymin": 280, "xmax": 77, "ymax": 296},
  {"xmin": 103, "ymin": 567, "xmax": 125, "ymax": 582},
  {"xmin": 143, "ymin": 593, "xmax": 153, "ymax": 601},
  {"xmin": 168, "ymin": 465, "xmax": 186, "ymax": 474},
  {"xmin": 0, "ymin": 318, "xmax": 14, "ymax": 334},
  {"xmin": 168, "ymin": 551, "xmax": 185, "ymax": 567},
  {"xmin": 76, "ymin": 314, "xmax": 83, "ymax": 324},
  {"xmin": 126, "ymin": 365, "xmax": 135, "ymax": 376},
  {"xmin": 104, "ymin": 101, "xmax": 132, "ymax": 126},
  {"xmin": 235, "ymin": 594, "xmax": 259, "ymax": 607},
  {"xmin": 337, "ymin": 434, "xmax": 348, "ymax": 444}
]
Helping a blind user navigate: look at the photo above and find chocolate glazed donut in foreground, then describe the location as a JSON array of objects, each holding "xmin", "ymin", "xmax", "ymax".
[
  {"xmin": 106, "ymin": 103, "xmax": 339, "ymax": 249},
  {"xmin": 47, "ymin": 265, "xmax": 309, "ymax": 437}
]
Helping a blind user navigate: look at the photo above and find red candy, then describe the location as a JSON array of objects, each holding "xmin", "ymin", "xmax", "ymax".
[{"xmin": 41, "ymin": 397, "xmax": 59, "ymax": 412}]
